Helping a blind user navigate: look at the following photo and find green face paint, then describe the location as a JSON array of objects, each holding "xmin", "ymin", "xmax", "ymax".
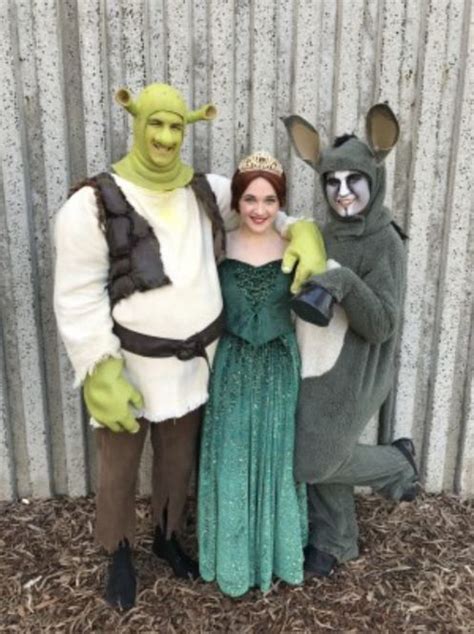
[
  {"xmin": 113, "ymin": 83, "xmax": 216, "ymax": 191},
  {"xmin": 144, "ymin": 111, "xmax": 184, "ymax": 169}
]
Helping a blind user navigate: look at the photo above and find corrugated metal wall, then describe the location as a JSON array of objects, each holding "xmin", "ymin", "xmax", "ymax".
[{"xmin": 0, "ymin": 0, "xmax": 472, "ymax": 501}]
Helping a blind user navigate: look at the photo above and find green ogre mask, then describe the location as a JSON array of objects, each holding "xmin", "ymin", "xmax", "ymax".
[{"xmin": 113, "ymin": 83, "xmax": 216, "ymax": 191}]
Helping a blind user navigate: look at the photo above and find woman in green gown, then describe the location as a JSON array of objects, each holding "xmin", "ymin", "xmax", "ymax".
[{"xmin": 198, "ymin": 151, "xmax": 306, "ymax": 597}]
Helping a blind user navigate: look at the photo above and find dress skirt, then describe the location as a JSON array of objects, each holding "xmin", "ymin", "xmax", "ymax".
[{"xmin": 198, "ymin": 329, "xmax": 307, "ymax": 597}]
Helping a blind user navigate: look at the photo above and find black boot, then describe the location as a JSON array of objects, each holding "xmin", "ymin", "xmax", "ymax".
[
  {"xmin": 152, "ymin": 525, "xmax": 199, "ymax": 580},
  {"xmin": 105, "ymin": 540, "xmax": 137, "ymax": 610},
  {"xmin": 392, "ymin": 437, "xmax": 420, "ymax": 502},
  {"xmin": 304, "ymin": 545, "xmax": 337, "ymax": 578}
]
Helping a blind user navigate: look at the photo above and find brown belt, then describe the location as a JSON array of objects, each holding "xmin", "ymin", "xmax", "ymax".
[{"xmin": 113, "ymin": 311, "xmax": 224, "ymax": 370}]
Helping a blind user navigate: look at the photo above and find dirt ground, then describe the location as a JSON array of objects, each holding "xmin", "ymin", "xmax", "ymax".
[{"xmin": 0, "ymin": 492, "xmax": 472, "ymax": 633}]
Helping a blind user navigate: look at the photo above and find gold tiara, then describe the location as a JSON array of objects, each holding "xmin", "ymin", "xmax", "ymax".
[{"xmin": 238, "ymin": 151, "xmax": 283, "ymax": 176}]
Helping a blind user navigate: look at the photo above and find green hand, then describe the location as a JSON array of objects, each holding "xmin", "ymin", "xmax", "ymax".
[
  {"xmin": 83, "ymin": 357, "xmax": 144, "ymax": 433},
  {"xmin": 282, "ymin": 220, "xmax": 327, "ymax": 294}
]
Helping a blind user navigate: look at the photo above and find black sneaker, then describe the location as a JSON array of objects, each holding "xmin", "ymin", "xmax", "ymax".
[
  {"xmin": 304, "ymin": 545, "xmax": 337, "ymax": 578},
  {"xmin": 152, "ymin": 526, "xmax": 199, "ymax": 580},
  {"xmin": 105, "ymin": 540, "xmax": 137, "ymax": 610},
  {"xmin": 392, "ymin": 437, "xmax": 420, "ymax": 502},
  {"xmin": 398, "ymin": 483, "xmax": 420, "ymax": 502}
]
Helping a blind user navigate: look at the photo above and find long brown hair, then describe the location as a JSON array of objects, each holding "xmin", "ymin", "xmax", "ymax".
[{"xmin": 231, "ymin": 169, "xmax": 287, "ymax": 212}]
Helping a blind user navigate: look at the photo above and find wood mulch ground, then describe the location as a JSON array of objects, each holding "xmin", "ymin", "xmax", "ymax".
[{"xmin": 0, "ymin": 492, "xmax": 473, "ymax": 633}]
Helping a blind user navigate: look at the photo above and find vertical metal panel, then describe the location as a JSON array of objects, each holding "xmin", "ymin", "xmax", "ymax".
[
  {"xmin": 0, "ymin": 0, "xmax": 472, "ymax": 500},
  {"xmin": 167, "ymin": 0, "xmax": 193, "ymax": 164},
  {"xmin": 377, "ymin": 0, "xmax": 404, "ymax": 212},
  {"xmin": 395, "ymin": 0, "xmax": 450, "ymax": 446},
  {"xmin": 458, "ymin": 350, "xmax": 474, "ymax": 496},
  {"xmin": 312, "ymin": 0, "xmax": 338, "ymax": 221},
  {"xmin": 209, "ymin": 0, "xmax": 235, "ymax": 175},
  {"xmin": 394, "ymin": 0, "xmax": 473, "ymax": 496},
  {"xmin": 1, "ymin": 1, "xmax": 52, "ymax": 498},
  {"xmin": 250, "ymin": 0, "xmax": 278, "ymax": 152},
  {"xmin": 288, "ymin": 0, "xmax": 321, "ymax": 216},
  {"xmin": 0, "ymin": 282, "xmax": 15, "ymax": 500},
  {"xmin": 426, "ymin": 1, "xmax": 473, "ymax": 493},
  {"xmin": 78, "ymin": 0, "xmax": 109, "ymax": 173},
  {"xmin": 106, "ymin": 1, "xmax": 129, "ymax": 162},
  {"xmin": 333, "ymin": 0, "xmax": 365, "ymax": 131},
  {"xmin": 233, "ymin": 0, "xmax": 250, "ymax": 164},
  {"xmin": 192, "ymin": 0, "xmax": 211, "ymax": 171},
  {"xmin": 34, "ymin": 0, "xmax": 89, "ymax": 497},
  {"xmin": 274, "ymin": 0, "xmax": 294, "ymax": 171},
  {"xmin": 389, "ymin": 0, "xmax": 422, "ymax": 231}
]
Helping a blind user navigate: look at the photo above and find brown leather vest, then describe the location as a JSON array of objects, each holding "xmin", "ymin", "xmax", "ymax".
[{"xmin": 70, "ymin": 172, "xmax": 226, "ymax": 307}]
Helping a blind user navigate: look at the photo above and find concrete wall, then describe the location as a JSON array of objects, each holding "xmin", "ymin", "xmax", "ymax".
[{"xmin": 0, "ymin": 0, "xmax": 472, "ymax": 500}]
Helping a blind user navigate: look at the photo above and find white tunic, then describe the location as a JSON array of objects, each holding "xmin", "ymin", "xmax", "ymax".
[{"xmin": 54, "ymin": 173, "xmax": 237, "ymax": 422}]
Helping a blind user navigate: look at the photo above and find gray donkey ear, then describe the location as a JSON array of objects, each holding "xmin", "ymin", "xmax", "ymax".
[
  {"xmin": 366, "ymin": 103, "xmax": 399, "ymax": 161},
  {"xmin": 281, "ymin": 115, "xmax": 321, "ymax": 169}
]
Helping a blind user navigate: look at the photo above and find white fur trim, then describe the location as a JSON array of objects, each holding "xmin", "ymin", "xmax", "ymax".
[
  {"xmin": 326, "ymin": 258, "xmax": 341, "ymax": 270},
  {"xmin": 275, "ymin": 212, "xmax": 298, "ymax": 238},
  {"xmin": 73, "ymin": 351, "xmax": 123, "ymax": 388},
  {"xmin": 89, "ymin": 392, "xmax": 209, "ymax": 427}
]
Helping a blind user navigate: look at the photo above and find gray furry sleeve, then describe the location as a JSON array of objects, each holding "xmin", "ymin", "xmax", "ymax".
[{"xmin": 308, "ymin": 247, "xmax": 405, "ymax": 344}]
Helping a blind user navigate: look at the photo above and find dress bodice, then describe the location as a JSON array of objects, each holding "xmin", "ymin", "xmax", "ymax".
[{"xmin": 219, "ymin": 258, "xmax": 293, "ymax": 346}]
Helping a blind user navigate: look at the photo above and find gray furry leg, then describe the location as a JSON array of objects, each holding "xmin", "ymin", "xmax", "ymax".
[{"xmin": 307, "ymin": 482, "xmax": 359, "ymax": 563}]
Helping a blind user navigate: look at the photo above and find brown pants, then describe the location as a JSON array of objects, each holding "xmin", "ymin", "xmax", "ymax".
[{"xmin": 95, "ymin": 408, "xmax": 201, "ymax": 553}]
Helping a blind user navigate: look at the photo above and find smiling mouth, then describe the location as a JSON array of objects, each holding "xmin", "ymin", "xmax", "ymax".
[
  {"xmin": 152, "ymin": 142, "xmax": 174, "ymax": 154},
  {"xmin": 337, "ymin": 196, "xmax": 355, "ymax": 208},
  {"xmin": 249, "ymin": 215, "xmax": 269, "ymax": 224}
]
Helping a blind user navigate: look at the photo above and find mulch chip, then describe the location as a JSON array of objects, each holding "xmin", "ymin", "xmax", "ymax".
[{"xmin": 0, "ymin": 492, "xmax": 473, "ymax": 632}]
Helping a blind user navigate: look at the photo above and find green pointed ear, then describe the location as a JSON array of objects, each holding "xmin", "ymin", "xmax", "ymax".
[
  {"xmin": 281, "ymin": 115, "xmax": 321, "ymax": 170},
  {"xmin": 115, "ymin": 88, "xmax": 138, "ymax": 116},
  {"xmin": 187, "ymin": 104, "xmax": 217, "ymax": 123},
  {"xmin": 366, "ymin": 103, "xmax": 399, "ymax": 161}
]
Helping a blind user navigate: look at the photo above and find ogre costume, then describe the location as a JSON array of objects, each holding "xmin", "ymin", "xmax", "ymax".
[
  {"xmin": 54, "ymin": 83, "xmax": 323, "ymax": 608},
  {"xmin": 284, "ymin": 105, "xmax": 419, "ymax": 573}
]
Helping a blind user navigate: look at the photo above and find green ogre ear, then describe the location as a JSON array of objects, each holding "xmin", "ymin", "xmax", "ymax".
[
  {"xmin": 115, "ymin": 87, "xmax": 138, "ymax": 116},
  {"xmin": 366, "ymin": 103, "xmax": 399, "ymax": 161},
  {"xmin": 187, "ymin": 104, "xmax": 217, "ymax": 123},
  {"xmin": 281, "ymin": 115, "xmax": 321, "ymax": 170}
]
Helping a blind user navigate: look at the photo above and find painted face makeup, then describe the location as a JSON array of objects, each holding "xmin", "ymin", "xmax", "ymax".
[
  {"xmin": 325, "ymin": 170, "xmax": 370, "ymax": 217},
  {"xmin": 144, "ymin": 110, "xmax": 184, "ymax": 169},
  {"xmin": 238, "ymin": 177, "xmax": 280, "ymax": 235}
]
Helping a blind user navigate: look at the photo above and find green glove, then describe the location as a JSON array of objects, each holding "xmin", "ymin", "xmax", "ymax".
[
  {"xmin": 282, "ymin": 220, "xmax": 327, "ymax": 293},
  {"xmin": 83, "ymin": 357, "xmax": 144, "ymax": 433}
]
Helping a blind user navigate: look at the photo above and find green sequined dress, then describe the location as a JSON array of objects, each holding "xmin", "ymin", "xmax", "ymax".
[{"xmin": 198, "ymin": 258, "xmax": 307, "ymax": 597}]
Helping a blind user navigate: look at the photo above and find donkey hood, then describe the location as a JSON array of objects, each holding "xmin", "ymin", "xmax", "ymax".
[{"xmin": 282, "ymin": 104, "xmax": 400, "ymax": 237}]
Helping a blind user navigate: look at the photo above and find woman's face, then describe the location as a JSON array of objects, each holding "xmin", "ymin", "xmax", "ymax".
[{"xmin": 238, "ymin": 177, "xmax": 280, "ymax": 234}]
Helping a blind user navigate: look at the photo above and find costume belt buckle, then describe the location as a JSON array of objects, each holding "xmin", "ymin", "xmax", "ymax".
[{"xmin": 176, "ymin": 341, "xmax": 199, "ymax": 361}]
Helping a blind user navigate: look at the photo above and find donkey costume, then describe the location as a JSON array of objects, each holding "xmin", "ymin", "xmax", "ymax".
[{"xmin": 284, "ymin": 105, "xmax": 419, "ymax": 576}]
